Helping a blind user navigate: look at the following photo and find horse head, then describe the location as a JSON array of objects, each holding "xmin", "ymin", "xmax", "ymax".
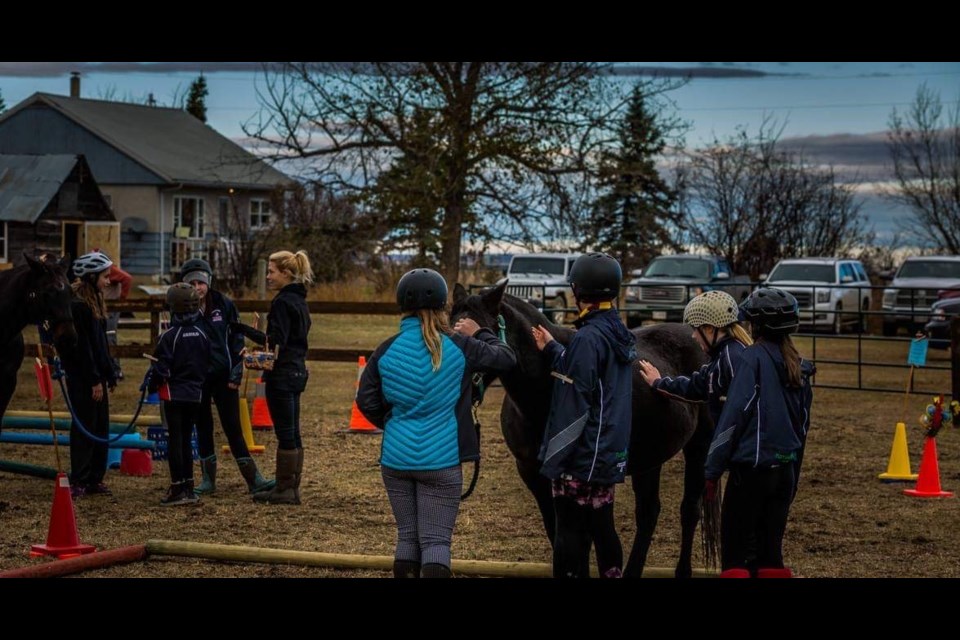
[{"xmin": 23, "ymin": 251, "xmax": 78, "ymax": 352}]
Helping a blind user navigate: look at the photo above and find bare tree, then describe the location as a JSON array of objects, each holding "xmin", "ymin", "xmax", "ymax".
[
  {"xmin": 886, "ymin": 83, "xmax": 960, "ymax": 253},
  {"xmin": 678, "ymin": 122, "xmax": 869, "ymax": 277},
  {"xmin": 243, "ymin": 62, "xmax": 660, "ymax": 283}
]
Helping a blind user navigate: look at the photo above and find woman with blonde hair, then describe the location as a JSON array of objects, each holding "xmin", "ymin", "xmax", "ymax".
[
  {"xmin": 232, "ymin": 250, "xmax": 313, "ymax": 505},
  {"xmin": 357, "ymin": 268, "xmax": 516, "ymax": 578}
]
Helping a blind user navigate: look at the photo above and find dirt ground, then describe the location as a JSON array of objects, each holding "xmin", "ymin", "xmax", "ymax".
[{"xmin": 1, "ymin": 324, "xmax": 958, "ymax": 578}]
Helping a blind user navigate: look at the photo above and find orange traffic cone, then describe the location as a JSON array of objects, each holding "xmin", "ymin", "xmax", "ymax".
[
  {"xmin": 30, "ymin": 473, "xmax": 96, "ymax": 559},
  {"xmin": 251, "ymin": 378, "xmax": 273, "ymax": 430},
  {"xmin": 903, "ymin": 436, "xmax": 954, "ymax": 498},
  {"xmin": 346, "ymin": 356, "xmax": 382, "ymax": 434}
]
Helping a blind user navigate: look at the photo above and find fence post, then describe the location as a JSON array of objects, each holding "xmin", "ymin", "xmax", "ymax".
[
  {"xmin": 257, "ymin": 258, "xmax": 267, "ymax": 300},
  {"xmin": 951, "ymin": 315, "xmax": 960, "ymax": 402}
]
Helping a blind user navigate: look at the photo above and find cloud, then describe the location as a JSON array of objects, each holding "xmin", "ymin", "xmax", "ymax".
[
  {"xmin": 0, "ymin": 62, "xmax": 272, "ymax": 77},
  {"xmin": 776, "ymin": 131, "xmax": 893, "ymax": 180},
  {"xmin": 609, "ymin": 64, "xmax": 802, "ymax": 79}
]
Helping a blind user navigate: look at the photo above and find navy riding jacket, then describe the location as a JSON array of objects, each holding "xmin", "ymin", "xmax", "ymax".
[
  {"xmin": 151, "ymin": 313, "xmax": 211, "ymax": 404},
  {"xmin": 652, "ymin": 336, "xmax": 747, "ymax": 424},
  {"xmin": 704, "ymin": 341, "xmax": 815, "ymax": 481},
  {"xmin": 538, "ymin": 308, "xmax": 637, "ymax": 485},
  {"xmin": 199, "ymin": 289, "xmax": 244, "ymax": 385}
]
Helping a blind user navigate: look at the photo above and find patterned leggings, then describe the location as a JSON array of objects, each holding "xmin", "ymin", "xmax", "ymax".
[{"xmin": 381, "ymin": 465, "xmax": 462, "ymax": 568}]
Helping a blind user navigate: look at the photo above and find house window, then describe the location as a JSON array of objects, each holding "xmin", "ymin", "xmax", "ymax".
[
  {"xmin": 218, "ymin": 197, "xmax": 230, "ymax": 235},
  {"xmin": 173, "ymin": 197, "xmax": 205, "ymax": 239},
  {"xmin": 250, "ymin": 198, "xmax": 271, "ymax": 229},
  {"xmin": 0, "ymin": 222, "xmax": 7, "ymax": 263}
]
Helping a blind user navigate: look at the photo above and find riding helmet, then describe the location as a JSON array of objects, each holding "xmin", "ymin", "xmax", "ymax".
[
  {"xmin": 740, "ymin": 287, "xmax": 799, "ymax": 335},
  {"xmin": 568, "ymin": 253, "xmax": 621, "ymax": 302},
  {"xmin": 683, "ymin": 290, "xmax": 740, "ymax": 328},
  {"xmin": 396, "ymin": 268, "xmax": 448, "ymax": 311},
  {"xmin": 166, "ymin": 282, "xmax": 201, "ymax": 314}
]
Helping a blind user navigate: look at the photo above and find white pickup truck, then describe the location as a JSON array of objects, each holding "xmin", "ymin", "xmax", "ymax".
[
  {"xmin": 881, "ymin": 256, "xmax": 960, "ymax": 336},
  {"xmin": 764, "ymin": 257, "xmax": 872, "ymax": 333},
  {"xmin": 504, "ymin": 253, "xmax": 581, "ymax": 323}
]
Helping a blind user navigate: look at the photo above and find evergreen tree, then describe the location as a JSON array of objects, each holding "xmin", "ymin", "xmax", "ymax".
[
  {"xmin": 584, "ymin": 86, "xmax": 680, "ymax": 271},
  {"xmin": 185, "ymin": 74, "xmax": 208, "ymax": 122}
]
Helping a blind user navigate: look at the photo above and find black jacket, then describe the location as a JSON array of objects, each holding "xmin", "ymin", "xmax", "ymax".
[
  {"xmin": 151, "ymin": 313, "xmax": 211, "ymax": 404},
  {"xmin": 60, "ymin": 299, "xmax": 116, "ymax": 389},
  {"xmin": 240, "ymin": 283, "xmax": 311, "ymax": 390},
  {"xmin": 199, "ymin": 289, "xmax": 244, "ymax": 384}
]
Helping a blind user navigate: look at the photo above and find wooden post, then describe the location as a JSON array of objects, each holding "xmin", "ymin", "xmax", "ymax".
[
  {"xmin": 257, "ymin": 258, "xmax": 267, "ymax": 300},
  {"xmin": 951, "ymin": 315, "xmax": 960, "ymax": 403}
]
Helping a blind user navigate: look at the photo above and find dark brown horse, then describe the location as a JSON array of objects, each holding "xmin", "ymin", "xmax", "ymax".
[
  {"xmin": 0, "ymin": 252, "xmax": 77, "ymax": 434},
  {"xmin": 451, "ymin": 280, "xmax": 714, "ymax": 577}
]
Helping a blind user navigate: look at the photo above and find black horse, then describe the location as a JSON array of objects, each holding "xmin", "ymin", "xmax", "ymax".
[
  {"xmin": 451, "ymin": 280, "xmax": 714, "ymax": 578},
  {"xmin": 0, "ymin": 252, "xmax": 78, "ymax": 434}
]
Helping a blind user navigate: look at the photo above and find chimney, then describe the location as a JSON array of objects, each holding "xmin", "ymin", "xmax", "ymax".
[{"xmin": 70, "ymin": 71, "xmax": 80, "ymax": 98}]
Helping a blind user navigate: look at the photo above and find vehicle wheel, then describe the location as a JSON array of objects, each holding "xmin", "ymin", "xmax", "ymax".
[
  {"xmin": 882, "ymin": 321, "xmax": 897, "ymax": 337},
  {"xmin": 547, "ymin": 294, "xmax": 568, "ymax": 325},
  {"xmin": 832, "ymin": 303, "xmax": 843, "ymax": 334}
]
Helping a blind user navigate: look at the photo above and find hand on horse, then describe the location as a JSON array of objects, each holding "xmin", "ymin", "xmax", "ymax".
[
  {"xmin": 531, "ymin": 324, "xmax": 554, "ymax": 351},
  {"xmin": 704, "ymin": 478, "xmax": 719, "ymax": 504},
  {"xmin": 637, "ymin": 359, "xmax": 661, "ymax": 386},
  {"xmin": 453, "ymin": 317, "xmax": 481, "ymax": 337}
]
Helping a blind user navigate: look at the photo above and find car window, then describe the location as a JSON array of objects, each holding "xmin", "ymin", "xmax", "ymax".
[
  {"xmin": 839, "ymin": 263, "xmax": 855, "ymax": 281},
  {"xmin": 854, "ymin": 262, "xmax": 868, "ymax": 281},
  {"xmin": 717, "ymin": 260, "xmax": 731, "ymax": 275},
  {"xmin": 567, "ymin": 258, "xmax": 577, "ymax": 274}
]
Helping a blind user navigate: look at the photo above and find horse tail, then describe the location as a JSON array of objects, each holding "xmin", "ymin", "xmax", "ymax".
[{"xmin": 700, "ymin": 477, "xmax": 722, "ymax": 571}]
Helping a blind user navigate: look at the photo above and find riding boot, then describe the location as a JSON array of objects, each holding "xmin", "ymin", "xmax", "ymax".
[
  {"xmin": 393, "ymin": 560, "xmax": 421, "ymax": 579},
  {"xmin": 237, "ymin": 456, "xmax": 275, "ymax": 494},
  {"xmin": 253, "ymin": 449, "xmax": 300, "ymax": 505},
  {"xmin": 194, "ymin": 455, "xmax": 217, "ymax": 495},
  {"xmin": 420, "ymin": 563, "xmax": 452, "ymax": 578},
  {"xmin": 294, "ymin": 447, "xmax": 304, "ymax": 503}
]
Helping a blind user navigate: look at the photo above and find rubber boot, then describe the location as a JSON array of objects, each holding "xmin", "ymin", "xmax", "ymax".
[
  {"xmin": 420, "ymin": 563, "xmax": 452, "ymax": 578},
  {"xmin": 237, "ymin": 457, "xmax": 275, "ymax": 494},
  {"xmin": 393, "ymin": 560, "xmax": 421, "ymax": 579},
  {"xmin": 756, "ymin": 567, "xmax": 793, "ymax": 578},
  {"xmin": 194, "ymin": 455, "xmax": 217, "ymax": 495},
  {"xmin": 253, "ymin": 449, "xmax": 300, "ymax": 505}
]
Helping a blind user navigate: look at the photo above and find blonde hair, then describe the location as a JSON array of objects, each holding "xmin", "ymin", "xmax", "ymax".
[
  {"xmin": 270, "ymin": 250, "xmax": 314, "ymax": 285},
  {"xmin": 72, "ymin": 279, "xmax": 107, "ymax": 320},
  {"xmin": 410, "ymin": 308, "xmax": 451, "ymax": 372},
  {"xmin": 725, "ymin": 323, "xmax": 754, "ymax": 347}
]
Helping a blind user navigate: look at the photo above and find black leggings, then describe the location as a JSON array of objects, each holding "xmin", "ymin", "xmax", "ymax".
[
  {"xmin": 67, "ymin": 380, "xmax": 109, "ymax": 487},
  {"xmin": 720, "ymin": 464, "xmax": 795, "ymax": 571},
  {"xmin": 553, "ymin": 496, "xmax": 623, "ymax": 578},
  {"xmin": 195, "ymin": 376, "xmax": 249, "ymax": 459},
  {"xmin": 265, "ymin": 385, "xmax": 302, "ymax": 450},
  {"xmin": 164, "ymin": 401, "xmax": 199, "ymax": 484}
]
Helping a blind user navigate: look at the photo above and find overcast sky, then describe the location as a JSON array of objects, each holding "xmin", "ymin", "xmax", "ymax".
[{"xmin": 2, "ymin": 61, "xmax": 958, "ymax": 239}]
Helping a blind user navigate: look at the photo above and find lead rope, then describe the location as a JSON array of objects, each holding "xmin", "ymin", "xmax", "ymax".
[{"xmin": 460, "ymin": 313, "xmax": 507, "ymax": 501}]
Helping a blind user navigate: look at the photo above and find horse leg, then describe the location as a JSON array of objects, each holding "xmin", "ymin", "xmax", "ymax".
[
  {"xmin": 677, "ymin": 437, "xmax": 708, "ymax": 578},
  {"xmin": 0, "ymin": 335, "xmax": 25, "ymax": 435},
  {"xmin": 624, "ymin": 465, "xmax": 662, "ymax": 578},
  {"xmin": 516, "ymin": 459, "xmax": 556, "ymax": 545}
]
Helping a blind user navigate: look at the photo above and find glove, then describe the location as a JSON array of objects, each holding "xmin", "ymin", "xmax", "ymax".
[{"xmin": 704, "ymin": 478, "xmax": 719, "ymax": 504}]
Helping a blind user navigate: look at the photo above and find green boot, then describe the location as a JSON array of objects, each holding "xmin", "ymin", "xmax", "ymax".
[
  {"xmin": 237, "ymin": 457, "xmax": 275, "ymax": 494},
  {"xmin": 194, "ymin": 455, "xmax": 217, "ymax": 495}
]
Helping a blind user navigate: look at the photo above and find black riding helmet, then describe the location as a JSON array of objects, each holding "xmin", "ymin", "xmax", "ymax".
[
  {"xmin": 166, "ymin": 282, "xmax": 201, "ymax": 314},
  {"xmin": 740, "ymin": 286, "xmax": 799, "ymax": 336},
  {"xmin": 180, "ymin": 258, "xmax": 212, "ymax": 286},
  {"xmin": 568, "ymin": 252, "xmax": 622, "ymax": 302},
  {"xmin": 396, "ymin": 268, "xmax": 448, "ymax": 311}
]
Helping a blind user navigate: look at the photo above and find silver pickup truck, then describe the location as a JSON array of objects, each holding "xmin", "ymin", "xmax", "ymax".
[
  {"xmin": 623, "ymin": 254, "xmax": 751, "ymax": 328},
  {"xmin": 882, "ymin": 256, "xmax": 960, "ymax": 336},
  {"xmin": 503, "ymin": 252, "xmax": 581, "ymax": 323}
]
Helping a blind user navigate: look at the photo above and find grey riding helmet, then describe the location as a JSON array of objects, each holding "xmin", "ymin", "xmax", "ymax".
[
  {"xmin": 72, "ymin": 251, "xmax": 113, "ymax": 278},
  {"xmin": 683, "ymin": 290, "xmax": 740, "ymax": 328}
]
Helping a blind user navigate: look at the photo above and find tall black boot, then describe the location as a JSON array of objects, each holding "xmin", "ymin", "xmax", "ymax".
[
  {"xmin": 393, "ymin": 560, "xmax": 421, "ymax": 578},
  {"xmin": 253, "ymin": 449, "xmax": 299, "ymax": 505},
  {"xmin": 420, "ymin": 563, "xmax": 452, "ymax": 578}
]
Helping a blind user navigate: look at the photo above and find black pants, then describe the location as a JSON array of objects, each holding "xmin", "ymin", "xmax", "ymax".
[
  {"xmin": 265, "ymin": 385, "xmax": 302, "ymax": 450},
  {"xmin": 68, "ymin": 379, "xmax": 109, "ymax": 487},
  {"xmin": 164, "ymin": 401, "xmax": 199, "ymax": 484},
  {"xmin": 195, "ymin": 375, "xmax": 249, "ymax": 459},
  {"xmin": 553, "ymin": 497, "xmax": 623, "ymax": 578},
  {"xmin": 720, "ymin": 464, "xmax": 795, "ymax": 571}
]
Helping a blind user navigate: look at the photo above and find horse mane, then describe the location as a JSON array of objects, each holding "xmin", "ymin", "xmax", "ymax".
[{"xmin": 500, "ymin": 293, "xmax": 576, "ymax": 347}]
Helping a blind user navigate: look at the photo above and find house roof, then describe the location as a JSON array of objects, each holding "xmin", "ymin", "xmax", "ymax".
[
  {"xmin": 0, "ymin": 154, "xmax": 81, "ymax": 223},
  {"xmin": 0, "ymin": 93, "xmax": 293, "ymax": 190}
]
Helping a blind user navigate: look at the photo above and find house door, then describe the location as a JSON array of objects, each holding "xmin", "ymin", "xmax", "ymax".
[
  {"xmin": 61, "ymin": 221, "xmax": 83, "ymax": 261},
  {"xmin": 85, "ymin": 221, "xmax": 121, "ymax": 266}
]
